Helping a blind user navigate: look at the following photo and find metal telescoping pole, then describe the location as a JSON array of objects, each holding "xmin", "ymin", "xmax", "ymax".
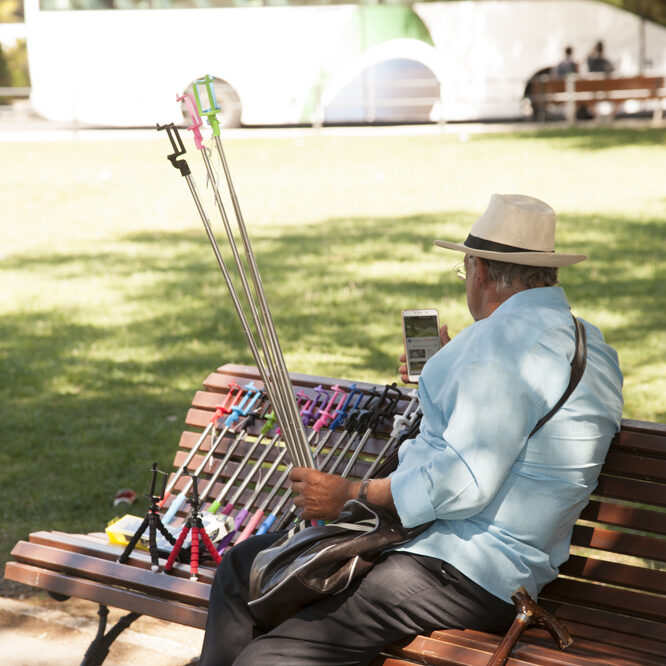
[
  {"xmin": 311, "ymin": 383, "xmax": 362, "ymax": 461},
  {"xmin": 234, "ymin": 450, "xmax": 291, "ymax": 543},
  {"xmin": 255, "ymin": 425, "xmax": 340, "ymax": 536},
  {"xmin": 197, "ymin": 404, "xmax": 274, "ymax": 509},
  {"xmin": 156, "ymin": 118, "xmax": 311, "ymax": 469},
  {"xmin": 161, "ymin": 385, "xmax": 264, "ymax": 524},
  {"xmin": 273, "ymin": 385, "xmax": 405, "ymax": 532},
  {"xmin": 159, "ymin": 382, "xmax": 243, "ymax": 507},
  {"xmin": 317, "ymin": 390, "xmax": 377, "ymax": 474},
  {"xmin": 239, "ymin": 383, "xmax": 346, "ymax": 535},
  {"xmin": 181, "ymin": 87, "xmax": 312, "ymax": 469},
  {"xmin": 220, "ymin": 383, "xmax": 346, "ymax": 543},
  {"xmin": 207, "ymin": 415, "xmax": 279, "ymax": 516},
  {"xmin": 270, "ymin": 385, "xmax": 361, "ymax": 531},
  {"xmin": 213, "ymin": 432, "xmax": 287, "ymax": 552}
]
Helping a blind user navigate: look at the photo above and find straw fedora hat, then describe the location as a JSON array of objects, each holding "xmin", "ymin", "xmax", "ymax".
[{"xmin": 435, "ymin": 194, "xmax": 587, "ymax": 267}]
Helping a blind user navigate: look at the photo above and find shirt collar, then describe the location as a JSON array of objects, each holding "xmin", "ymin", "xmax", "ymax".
[{"xmin": 490, "ymin": 286, "xmax": 569, "ymax": 318}]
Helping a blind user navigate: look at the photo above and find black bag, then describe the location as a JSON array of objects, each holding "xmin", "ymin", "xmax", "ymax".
[{"xmin": 248, "ymin": 498, "xmax": 432, "ymax": 628}]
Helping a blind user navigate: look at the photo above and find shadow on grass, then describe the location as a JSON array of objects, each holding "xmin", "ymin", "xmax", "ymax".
[{"xmin": 0, "ymin": 207, "xmax": 663, "ymax": 574}]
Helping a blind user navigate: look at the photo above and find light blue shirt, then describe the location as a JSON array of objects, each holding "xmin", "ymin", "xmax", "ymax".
[{"xmin": 390, "ymin": 286, "xmax": 623, "ymax": 603}]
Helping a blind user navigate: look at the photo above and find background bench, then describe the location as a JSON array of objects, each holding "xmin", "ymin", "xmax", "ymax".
[
  {"xmin": 5, "ymin": 363, "xmax": 666, "ymax": 665},
  {"xmin": 528, "ymin": 74, "xmax": 665, "ymax": 123}
]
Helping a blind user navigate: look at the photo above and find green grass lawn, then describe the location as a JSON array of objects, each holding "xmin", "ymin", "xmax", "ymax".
[{"xmin": 1, "ymin": 126, "xmax": 664, "ymax": 585}]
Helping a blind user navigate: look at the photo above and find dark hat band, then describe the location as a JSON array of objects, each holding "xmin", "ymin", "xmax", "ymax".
[{"xmin": 464, "ymin": 234, "xmax": 551, "ymax": 254}]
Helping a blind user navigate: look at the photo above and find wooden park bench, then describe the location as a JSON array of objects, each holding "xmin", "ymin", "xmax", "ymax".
[
  {"xmin": 529, "ymin": 74, "xmax": 665, "ymax": 123},
  {"xmin": 4, "ymin": 363, "xmax": 666, "ymax": 665}
]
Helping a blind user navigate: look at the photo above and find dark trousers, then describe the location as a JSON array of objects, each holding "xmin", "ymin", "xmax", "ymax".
[{"xmin": 199, "ymin": 531, "xmax": 515, "ymax": 665}]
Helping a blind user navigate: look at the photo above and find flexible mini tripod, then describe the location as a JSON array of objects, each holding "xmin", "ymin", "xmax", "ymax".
[
  {"xmin": 118, "ymin": 463, "xmax": 176, "ymax": 572},
  {"xmin": 164, "ymin": 472, "xmax": 221, "ymax": 580}
]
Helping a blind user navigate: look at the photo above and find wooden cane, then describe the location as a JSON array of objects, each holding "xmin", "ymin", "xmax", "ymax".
[{"xmin": 487, "ymin": 586, "xmax": 573, "ymax": 666}]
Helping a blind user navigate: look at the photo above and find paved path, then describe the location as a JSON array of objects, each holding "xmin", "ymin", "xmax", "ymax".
[{"xmin": 0, "ymin": 593, "xmax": 203, "ymax": 665}]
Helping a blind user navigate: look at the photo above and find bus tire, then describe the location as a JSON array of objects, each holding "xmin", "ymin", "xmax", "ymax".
[{"xmin": 182, "ymin": 78, "xmax": 242, "ymax": 129}]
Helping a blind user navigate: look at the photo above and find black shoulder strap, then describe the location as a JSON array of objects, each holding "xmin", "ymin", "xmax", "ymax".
[{"xmin": 529, "ymin": 315, "xmax": 587, "ymax": 438}]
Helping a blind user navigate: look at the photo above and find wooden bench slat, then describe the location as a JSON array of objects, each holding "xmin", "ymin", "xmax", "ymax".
[
  {"xmin": 619, "ymin": 419, "xmax": 666, "ymax": 438},
  {"xmin": 579, "ymin": 499, "xmax": 666, "ymax": 536},
  {"xmin": 595, "ymin": 474, "xmax": 666, "ymax": 508},
  {"xmin": 541, "ymin": 577, "xmax": 666, "ymax": 623},
  {"xmin": 559, "ymin": 554, "xmax": 666, "ymax": 594},
  {"xmin": 25, "ymin": 531, "xmax": 218, "ymax": 586},
  {"xmin": 441, "ymin": 626, "xmax": 662, "ymax": 665},
  {"xmin": 615, "ymin": 428, "xmax": 666, "ymax": 457},
  {"xmin": 215, "ymin": 364, "xmax": 397, "ymax": 396},
  {"xmin": 4, "ymin": 561, "xmax": 207, "ymax": 629},
  {"xmin": 571, "ymin": 524, "xmax": 666, "ymax": 562},
  {"xmin": 386, "ymin": 629, "xmax": 610, "ymax": 666},
  {"xmin": 555, "ymin": 618, "xmax": 666, "ymax": 659},
  {"xmin": 543, "ymin": 601, "xmax": 666, "ymax": 644},
  {"xmin": 382, "ymin": 633, "xmax": 502, "ymax": 666},
  {"xmin": 602, "ymin": 450, "xmax": 666, "ymax": 483},
  {"xmin": 10, "ymin": 541, "xmax": 211, "ymax": 607},
  {"xmin": 190, "ymin": 390, "xmax": 230, "ymax": 411},
  {"xmin": 513, "ymin": 633, "xmax": 664, "ymax": 666}
]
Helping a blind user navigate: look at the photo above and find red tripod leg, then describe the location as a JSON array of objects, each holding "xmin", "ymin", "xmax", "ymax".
[
  {"xmin": 200, "ymin": 527, "xmax": 222, "ymax": 565},
  {"xmin": 164, "ymin": 525, "xmax": 190, "ymax": 573},
  {"xmin": 189, "ymin": 527, "xmax": 200, "ymax": 580}
]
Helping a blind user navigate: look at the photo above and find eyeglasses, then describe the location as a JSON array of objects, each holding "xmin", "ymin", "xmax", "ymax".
[{"xmin": 454, "ymin": 260, "xmax": 466, "ymax": 282}]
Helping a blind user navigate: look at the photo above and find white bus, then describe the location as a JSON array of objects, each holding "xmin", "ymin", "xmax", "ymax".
[{"xmin": 23, "ymin": 0, "xmax": 666, "ymax": 127}]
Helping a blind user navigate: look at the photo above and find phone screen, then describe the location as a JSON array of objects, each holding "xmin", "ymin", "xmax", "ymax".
[{"xmin": 403, "ymin": 313, "xmax": 441, "ymax": 379}]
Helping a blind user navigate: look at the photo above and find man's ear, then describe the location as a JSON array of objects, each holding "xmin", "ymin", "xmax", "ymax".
[{"xmin": 470, "ymin": 256, "xmax": 488, "ymax": 285}]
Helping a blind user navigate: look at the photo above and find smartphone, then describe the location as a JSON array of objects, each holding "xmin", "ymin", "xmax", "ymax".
[{"xmin": 402, "ymin": 309, "xmax": 441, "ymax": 382}]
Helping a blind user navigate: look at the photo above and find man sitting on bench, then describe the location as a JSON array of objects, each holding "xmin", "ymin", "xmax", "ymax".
[{"xmin": 199, "ymin": 193, "xmax": 624, "ymax": 666}]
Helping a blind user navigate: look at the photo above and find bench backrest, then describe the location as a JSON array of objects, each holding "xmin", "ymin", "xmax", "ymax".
[{"xmin": 532, "ymin": 74, "xmax": 665, "ymax": 99}]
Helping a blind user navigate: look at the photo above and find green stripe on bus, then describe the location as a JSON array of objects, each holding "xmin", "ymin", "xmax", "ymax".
[{"xmin": 300, "ymin": 5, "xmax": 434, "ymax": 123}]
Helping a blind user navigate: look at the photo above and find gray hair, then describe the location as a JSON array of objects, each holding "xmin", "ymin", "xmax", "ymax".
[{"xmin": 481, "ymin": 258, "xmax": 559, "ymax": 290}]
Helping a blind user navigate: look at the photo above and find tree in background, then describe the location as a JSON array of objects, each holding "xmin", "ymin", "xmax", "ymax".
[
  {"xmin": 0, "ymin": 0, "xmax": 22, "ymax": 22},
  {"xmin": 0, "ymin": 0, "xmax": 28, "ymax": 101}
]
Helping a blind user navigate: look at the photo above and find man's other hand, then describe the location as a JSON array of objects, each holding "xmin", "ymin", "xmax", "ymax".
[{"xmin": 289, "ymin": 468, "xmax": 356, "ymax": 521}]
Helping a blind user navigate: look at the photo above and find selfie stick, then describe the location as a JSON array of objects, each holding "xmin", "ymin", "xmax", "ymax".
[
  {"xmin": 180, "ymin": 89, "xmax": 313, "ymax": 470},
  {"xmin": 159, "ymin": 382, "xmax": 243, "ymax": 508},
  {"xmin": 215, "ymin": 385, "xmax": 344, "ymax": 546},
  {"xmin": 317, "ymin": 390, "xmax": 377, "ymax": 474},
  {"xmin": 270, "ymin": 385, "xmax": 361, "ymax": 531},
  {"xmin": 156, "ymin": 118, "xmax": 310, "ymax": 470},
  {"xmin": 162, "ymin": 384, "xmax": 263, "ymax": 524},
  {"xmin": 243, "ymin": 385, "xmax": 346, "ymax": 535},
  {"xmin": 197, "ymin": 402, "xmax": 274, "ymax": 509},
  {"xmin": 206, "ymin": 410, "xmax": 278, "ymax": 516}
]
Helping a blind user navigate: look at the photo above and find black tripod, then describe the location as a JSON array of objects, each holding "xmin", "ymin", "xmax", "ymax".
[
  {"xmin": 164, "ymin": 471, "xmax": 221, "ymax": 580},
  {"xmin": 118, "ymin": 463, "xmax": 176, "ymax": 572}
]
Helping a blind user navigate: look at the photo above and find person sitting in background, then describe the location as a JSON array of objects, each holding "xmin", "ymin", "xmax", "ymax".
[
  {"xmin": 587, "ymin": 41, "xmax": 613, "ymax": 74},
  {"xmin": 555, "ymin": 46, "xmax": 578, "ymax": 78}
]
